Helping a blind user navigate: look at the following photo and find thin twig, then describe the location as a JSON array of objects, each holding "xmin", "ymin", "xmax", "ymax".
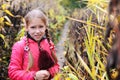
[{"xmin": 66, "ymin": 16, "xmax": 106, "ymax": 30}]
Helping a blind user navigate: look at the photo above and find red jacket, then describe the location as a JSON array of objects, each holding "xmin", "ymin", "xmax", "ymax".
[{"xmin": 8, "ymin": 37, "xmax": 59, "ymax": 80}]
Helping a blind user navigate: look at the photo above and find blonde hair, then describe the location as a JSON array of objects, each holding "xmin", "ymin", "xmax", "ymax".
[{"xmin": 24, "ymin": 9, "xmax": 48, "ymax": 27}]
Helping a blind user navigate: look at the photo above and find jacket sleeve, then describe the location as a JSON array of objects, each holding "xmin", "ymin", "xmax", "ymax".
[
  {"xmin": 48, "ymin": 63, "xmax": 59, "ymax": 78},
  {"xmin": 48, "ymin": 41, "xmax": 60, "ymax": 78},
  {"xmin": 8, "ymin": 42, "xmax": 36, "ymax": 80}
]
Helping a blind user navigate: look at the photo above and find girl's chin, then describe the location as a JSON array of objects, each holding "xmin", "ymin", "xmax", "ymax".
[
  {"xmin": 35, "ymin": 38, "xmax": 42, "ymax": 41},
  {"xmin": 33, "ymin": 36, "xmax": 42, "ymax": 41}
]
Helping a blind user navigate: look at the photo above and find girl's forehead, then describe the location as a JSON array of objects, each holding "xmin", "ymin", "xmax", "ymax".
[
  {"xmin": 27, "ymin": 18, "xmax": 46, "ymax": 26},
  {"xmin": 29, "ymin": 18, "xmax": 43, "ymax": 22}
]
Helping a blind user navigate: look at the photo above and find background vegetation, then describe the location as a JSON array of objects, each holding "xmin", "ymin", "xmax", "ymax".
[{"xmin": 0, "ymin": 0, "xmax": 112, "ymax": 80}]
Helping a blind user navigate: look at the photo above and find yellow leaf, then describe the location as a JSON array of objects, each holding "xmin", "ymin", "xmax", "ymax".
[
  {"xmin": 0, "ymin": 34, "xmax": 5, "ymax": 40},
  {"xmin": 4, "ymin": 16, "xmax": 11, "ymax": 23},
  {"xmin": 0, "ymin": 34, "xmax": 8, "ymax": 48},
  {"xmin": 5, "ymin": 22, "xmax": 12, "ymax": 26},
  {"xmin": 63, "ymin": 66, "xmax": 69, "ymax": 71},
  {"xmin": 54, "ymin": 73, "xmax": 62, "ymax": 80},
  {"xmin": 1, "ymin": 4, "xmax": 10, "ymax": 10},
  {"xmin": 4, "ymin": 10, "xmax": 14, "ymax": 17},
  {"xmin": 0, "ymin": 17, "xmax": 4, "ymax": 23},
  {"xmin": 49, "ymin": 9, "xmax": 55, "ymax": 19}
]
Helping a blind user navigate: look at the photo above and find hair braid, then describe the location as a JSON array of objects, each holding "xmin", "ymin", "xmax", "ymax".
[
  {"xmin": 45, "ymin": 29, "xmax": 50, "ymax": 42},
  {"xmin": 24, "ymin": 37, "xmax": 34, "ymax": 71},
  {"xmin": 45, "ymin": 29, "xmax": 58, "ymax": 63}
]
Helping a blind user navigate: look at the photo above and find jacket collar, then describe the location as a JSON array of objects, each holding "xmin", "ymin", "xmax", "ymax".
[{"xmin": 22, "ymin": 33, "xmax": 46, "ymax": 43}]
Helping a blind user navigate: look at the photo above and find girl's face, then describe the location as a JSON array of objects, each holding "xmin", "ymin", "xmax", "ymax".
[{"xmin": 26, "ymin": 18, "xmax": 46, "ymax": 41}]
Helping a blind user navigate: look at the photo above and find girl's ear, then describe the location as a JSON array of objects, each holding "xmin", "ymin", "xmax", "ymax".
[{"xmin": 24, "ymin": 23, "xmax": 28, "ymax": 32}]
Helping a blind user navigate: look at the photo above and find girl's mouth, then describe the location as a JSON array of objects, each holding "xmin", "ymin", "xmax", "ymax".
[{"xmin": 35, "ymin": 35, "xmax": 41, "ymax": 38}]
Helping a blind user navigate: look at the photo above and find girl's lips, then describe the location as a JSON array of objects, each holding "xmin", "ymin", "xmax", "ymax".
[{"xmin": 34, "ymin": 35, "xmax": 41, "ymax": 38}]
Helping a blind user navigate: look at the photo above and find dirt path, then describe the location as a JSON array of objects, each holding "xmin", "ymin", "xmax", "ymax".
[{"xmin": 55, "ymin": 21, "xmax": 70, "ymax": 69}]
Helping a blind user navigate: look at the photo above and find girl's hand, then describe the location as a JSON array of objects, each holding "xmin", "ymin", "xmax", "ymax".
[{"xmin": 35, "ymin": 70, "xmax": 50, "ymax": 80}]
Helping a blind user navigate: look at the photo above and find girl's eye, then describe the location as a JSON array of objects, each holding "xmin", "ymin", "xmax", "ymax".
[
  {"xmin": 30, "ymin": 26, "xmax": 36, "ymax": 28},
  {"xmin": 39, "ymin": 25, "xmax": 44, "ymax": 28}
]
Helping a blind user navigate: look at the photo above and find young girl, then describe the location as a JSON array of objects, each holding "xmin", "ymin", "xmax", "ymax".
[{"xmin": 8, "ymin": 9, "xmax": 59, "ymax": 80}]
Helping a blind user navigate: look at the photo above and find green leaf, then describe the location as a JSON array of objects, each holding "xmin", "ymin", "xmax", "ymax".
[{"xmin": 68, "ymin": 73, "xmax": 79, "ymax": 80}]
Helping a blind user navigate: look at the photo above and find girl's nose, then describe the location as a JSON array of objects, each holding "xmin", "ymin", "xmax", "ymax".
[{"xmin": 36, "ymin": 29, "xmax": 41, "ymax": 33}]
